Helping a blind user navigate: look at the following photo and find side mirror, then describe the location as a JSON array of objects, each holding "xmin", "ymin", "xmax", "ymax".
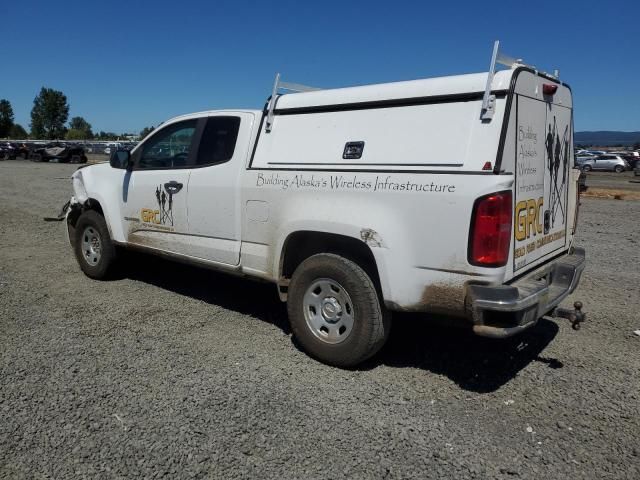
[{"xmin": 110, "ymin": 149, "xmax": 132, "ymax": 170}]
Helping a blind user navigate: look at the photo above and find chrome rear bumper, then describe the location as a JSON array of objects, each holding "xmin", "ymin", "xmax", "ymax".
[{"xmin": 467, "ymin": 247, "xmax": 586, "ymax": 338}]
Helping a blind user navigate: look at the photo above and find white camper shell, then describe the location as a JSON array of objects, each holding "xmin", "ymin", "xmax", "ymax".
[{"xmin": 63, "ymin": 43, "xmax": 586, "ymax": 367}]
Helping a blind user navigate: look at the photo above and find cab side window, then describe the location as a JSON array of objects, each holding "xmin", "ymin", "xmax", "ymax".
[
  {"xmin": 137, "ymin": 120, "xmax": 198, "ymax": 170},
  {"xmin": 195, "ymin": 116, "xmax": 241, "ymax": 167}
]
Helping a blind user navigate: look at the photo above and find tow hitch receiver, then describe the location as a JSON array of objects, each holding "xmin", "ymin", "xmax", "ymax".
[{"xmin": 552, "ymin": 301, "xmax": 586, "ymax": 330}]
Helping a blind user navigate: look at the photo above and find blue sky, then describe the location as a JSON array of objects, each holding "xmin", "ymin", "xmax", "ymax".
[{"xmin": 1, "ymin": 0, "xmax": 638, "ymax": 134}]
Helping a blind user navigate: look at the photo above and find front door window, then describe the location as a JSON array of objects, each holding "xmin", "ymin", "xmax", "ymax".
[{"xmin": 137, "ymin": 120, "xmax": 197, "ymax": 170}]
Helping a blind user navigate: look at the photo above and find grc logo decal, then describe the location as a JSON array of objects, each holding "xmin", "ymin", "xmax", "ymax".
[
  {"xmin": 514, "ymin": 196, "xmax": 566, "ymax": 260},
  {"xmin": 514, "ymin": 197, "xmax": 543, "ymax": 241},
  {"xmin": 141, "ymin": 208, "xmax": 161, "ymax": 224},
  {"xmin": 139, "ymin": 184, "xmax": 175, "ymax": 227},
  {"xmin": 136, "ymin": 184, "xmax": 177, "ymax": 232}
]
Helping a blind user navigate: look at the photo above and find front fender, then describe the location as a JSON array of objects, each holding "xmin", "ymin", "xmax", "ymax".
[{"xmin": 71, "ymin": 164, "xmax": 127, "ymax": 243}]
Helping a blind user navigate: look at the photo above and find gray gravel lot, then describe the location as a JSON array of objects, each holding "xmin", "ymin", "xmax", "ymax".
[
  {"xmin": 1, "ymin": 160, "xmax": 639, "ymax": 479},
  {"xmin": 583, "ymin": 170, "xmax": 640, "ymax": 191}
]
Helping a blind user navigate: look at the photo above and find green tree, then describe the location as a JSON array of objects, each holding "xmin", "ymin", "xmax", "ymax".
[
  {"xmin": 0, "ymin": 99, "xmax": 15, "ymax": 138},
  {"xmin": 30, "ymin": 87, "xmax": 69, "ymax": 139},
  {"xmin": 65, "ymin": 129, "xmax": 89, "ymax": 140},
  {"xmin": 9, "ymin": 124, "xmax": 28, "ymax": 139},
  {"xmin": 68, "ymin": 116, "xmax": 93, "ymax": 138},
  {"xmin": 139, "ymin": 126, "xmax": 155, "ymax": 140}
]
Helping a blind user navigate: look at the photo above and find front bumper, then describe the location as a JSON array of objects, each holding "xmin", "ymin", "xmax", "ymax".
[{"xmin": 467, "ymin": 247, "xmax": 586, "ymax": 338}]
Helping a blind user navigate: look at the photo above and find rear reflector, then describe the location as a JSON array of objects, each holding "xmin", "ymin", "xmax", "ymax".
[
  {"xmin": 469, "ymin": 191, "xmax": 512, "ymax": 267},
  {"xmin": 543, "ymin": 83, "xmax": 558, "ymax": 96}
]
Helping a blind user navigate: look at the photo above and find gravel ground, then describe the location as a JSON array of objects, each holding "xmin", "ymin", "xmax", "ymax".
[
  {"xmin": 583, "ymin": 171, "xmax": 640, "ymax": 191},
  {"xmin": 1, "ymin": 160, "xmax": 639, "ymax": 479}
]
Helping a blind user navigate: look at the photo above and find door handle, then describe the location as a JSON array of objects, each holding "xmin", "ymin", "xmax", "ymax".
[{"xmin": 164, "ymin": 181, "xmax": 183, "ymax": 194}]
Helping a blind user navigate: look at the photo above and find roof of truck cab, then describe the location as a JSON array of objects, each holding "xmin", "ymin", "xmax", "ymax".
[
  {"xmin": 166, "ymin": 109, "xmax": 262, "ymax": 123},
  {"xmin": 275, "ymin": 70, "xmax": 515, "ymax": 111}
]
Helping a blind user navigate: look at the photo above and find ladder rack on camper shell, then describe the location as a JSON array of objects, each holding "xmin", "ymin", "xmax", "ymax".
[
  {"xmin": 480, "ymin": 40, "xmax": 560, "ymax": 120},
  {"xmin": 265, "ymin": 73, "xmax": 321, "ymax": 132},
  {"xmin": 265, "ymin": 40, "xmax": 557, "ymax": 131}
]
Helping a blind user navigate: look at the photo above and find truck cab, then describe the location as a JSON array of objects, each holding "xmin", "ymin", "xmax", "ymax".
[{"xmin": 74, "ymin": 111, "xmax": 259, "ymax": 267}]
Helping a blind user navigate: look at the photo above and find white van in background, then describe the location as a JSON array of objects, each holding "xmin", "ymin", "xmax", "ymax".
[{"xmin": 103, "ymin": 142, "xmax": 122, "ymax": 155}]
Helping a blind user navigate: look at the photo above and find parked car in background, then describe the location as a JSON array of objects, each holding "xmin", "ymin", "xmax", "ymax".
[
  {"xmin": 610, "ymin": 151, "xmax": 639, "ymax": 157},
  {"xmin": 576, "ymin": 149, "xmax": 606, "ymax": 156},
  {"xmin": 620, "ymin": 155, "xmax": 640, "ymax": 169},
  {"xmin": 575, "ymin": 156, "xmax": 595, "ymax": 168},
  {"xmin": 578, "ymin": 154, "xmax": 629, "ymax": 172},
  {"xmin": 31, "ymin": 143, "xmax": 88, "ymax": 163},
  {"xmin": 0, "ymin": 144, "xmax": 9, "ymax": 159},
  {"xmin": 104, "ymin": 142, "xmax": 122, "ymax": 155},
  {"xmin": 0, "ymin": 142, "xmax": 19, "ymax": 159}
]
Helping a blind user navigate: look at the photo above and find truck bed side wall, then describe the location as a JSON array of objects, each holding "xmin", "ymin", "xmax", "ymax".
[{"xmin": 242, "ymin": 94, "xmax": 512, "ymax": 313}]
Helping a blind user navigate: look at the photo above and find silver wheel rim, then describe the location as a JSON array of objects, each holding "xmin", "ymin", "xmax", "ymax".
[
  {"xmin": 81, "ymin": 226, "xmax": 102, "ymax": 266},
  {"xmin": 303, "ymin": 278, "xmax": 354, "ymax": 344}
]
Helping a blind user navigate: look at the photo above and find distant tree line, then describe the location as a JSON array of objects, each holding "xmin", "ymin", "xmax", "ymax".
[
  {"xmin": 1, "ymin": 88, "xmax": 155, "ymax": 141},
  {"xmin": 577, "ymin": 142, "xmax": 640, "ymax": 150}
]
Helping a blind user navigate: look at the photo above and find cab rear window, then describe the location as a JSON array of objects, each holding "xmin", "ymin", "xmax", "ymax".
[{"xmin": 196, "ymin": 116, "xmax": 241, "ymax": 166}]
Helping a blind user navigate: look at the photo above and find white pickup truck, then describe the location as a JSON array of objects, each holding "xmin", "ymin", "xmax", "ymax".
[{"xmin": 63, "ymin": 43, "xmax": 586, "ymax": 366}]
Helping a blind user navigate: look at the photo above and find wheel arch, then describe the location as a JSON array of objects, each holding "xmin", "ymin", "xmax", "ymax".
[
  {"xmin": 67, "ymin": 197, "xmax": 116, "ymax": 248},
  {"xmin": 278, "ymin": 230, "xmax": 386, "ymax": 302}
]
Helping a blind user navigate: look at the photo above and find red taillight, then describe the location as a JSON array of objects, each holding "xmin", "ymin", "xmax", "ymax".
[
  {"xmin": 543, "ymin": 83, "xmax": 558, "ymax": 96},
  {"xmin": 469, "ymin": 191, "xmax": 512, "ymax": 267}
]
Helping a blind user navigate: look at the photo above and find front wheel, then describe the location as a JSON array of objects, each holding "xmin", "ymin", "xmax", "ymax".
[
  {"xmin": 582, "ymin": 164, "xmax": 592, "ymax": 172},
  {"xmin": 287, "ymin": 253, "xmax": 391, "ymax": 367},
  {"xmin": 73, "ymin": 210, "xmax": 117, "ymax": 279}
]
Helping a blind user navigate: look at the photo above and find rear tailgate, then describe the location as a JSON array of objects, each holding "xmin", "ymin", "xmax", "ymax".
[{"xmin": 506, "ymin": 71, "xmax": 575, "ymax": 277}]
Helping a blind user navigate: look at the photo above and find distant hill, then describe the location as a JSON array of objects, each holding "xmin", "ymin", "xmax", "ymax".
[{"xmin": 575, "ymin": 131, "xmax": 640, "ymax": 147}]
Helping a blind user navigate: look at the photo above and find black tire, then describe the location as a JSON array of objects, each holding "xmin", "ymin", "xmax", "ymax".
[
  {"xmin": 287, "ymin": 253, "xmax": 391, "ymax": 367},
  {"xmin": 73, "ymin": 210, "xmax": 116, "ymax": 279},
  {"xmin": 614, "ymin": 165, "xmax": 624, "ymax": 173},
  {"xmin": 582, "ymin": 164, "xmax": 592, "ymax": 172}
]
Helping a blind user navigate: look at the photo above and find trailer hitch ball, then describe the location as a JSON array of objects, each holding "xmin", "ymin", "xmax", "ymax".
[{"xmin": 553, "ymin": 301, "xmax": 585, "ymax": 331}]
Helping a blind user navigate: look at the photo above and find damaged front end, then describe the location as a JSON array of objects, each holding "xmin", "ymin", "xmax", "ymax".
[
  {"xmin": 43, "ymin": 196, "xmax": 84, "ymax": 247},
  {"xmin": 43, "ymin": 169, "xmax": 91, "ymax": 247}
]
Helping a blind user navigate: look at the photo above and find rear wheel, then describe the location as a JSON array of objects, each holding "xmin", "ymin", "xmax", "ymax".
[
  {"xmin": 582, "ymin": 164, "xmax": 592, "ymax": 172},
  {"xmin": 614, "ymin": 165, "xmax": 624, "ymax": 173},
  {"xmin": 73, "ymin": 210, "xmax": 116, "ymax": 279},
  {"xmin": 287, "ymin": 253, "xmax": 391, "ymax": 367}
]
